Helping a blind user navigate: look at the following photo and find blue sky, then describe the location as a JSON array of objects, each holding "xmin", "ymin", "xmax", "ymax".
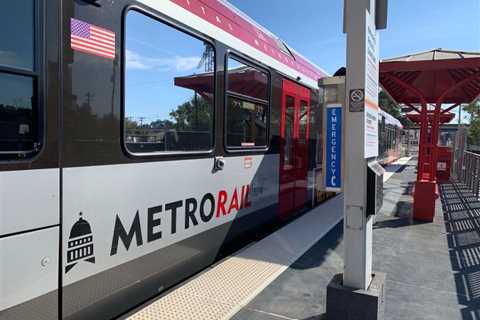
[
  {"xmin": 125, "ymin": 10, "xmax": 211, "ymax": 122},
  {"xmin": 229, "ymin": 0, "xmax": 480, "ymax": 75},
  {"xmin": 229, "ymin": 0, "xmax": 480, "ymax": 123},
  {"xmin": 125, "ymin": 1, "xmax": 480, "ymax": 123}
]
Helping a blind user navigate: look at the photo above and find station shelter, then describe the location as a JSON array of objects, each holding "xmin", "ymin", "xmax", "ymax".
[{"xmin": 379, "ymin": 49, "xmax": 480, "ymax": 221}]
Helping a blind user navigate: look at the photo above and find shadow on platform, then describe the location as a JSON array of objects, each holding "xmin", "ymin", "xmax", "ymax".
[
  {"xmin": 373, "ymin": 213, "xmax": 426, "ymax": 229},
  {"xmin": 384, "ymin": 164, "xmax": 408, "ymax": 174},
  {"xmin": 290, "ymin": 221, "xmax": 343, "ymax": 270},
  {"xmin": 440, "ymin": 182, "xmax": 480, "ymax": 320}
]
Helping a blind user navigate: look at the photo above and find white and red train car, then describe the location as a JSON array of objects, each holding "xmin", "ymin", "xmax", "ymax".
[
  {"xmin": 0, "ymin": 1, "xmax": 401, "ymax": 319},
  {"xmin": 377, "ymin": 109, "xmax": 403, "ymax": 165}
]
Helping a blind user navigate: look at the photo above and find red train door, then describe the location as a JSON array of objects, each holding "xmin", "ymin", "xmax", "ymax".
[{"xmin": 279, "ymin": 79, "xmax": 311, "ymax": 218}]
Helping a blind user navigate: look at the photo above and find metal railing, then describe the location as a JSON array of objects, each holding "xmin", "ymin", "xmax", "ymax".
[{"xmin": 457, "ymin": 151, "xmax": 480, "ymax": 198}]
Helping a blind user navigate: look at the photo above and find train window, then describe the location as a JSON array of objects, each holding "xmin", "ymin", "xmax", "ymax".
[
  {"xmin": 299, "ymin": 100, "xmax": 308, "ymax": 144},
  {"xmin": 0, "ymin": 1, "xmax": 35, "ymax": 70},
  {"xmin": 0, "ymin": 0, "xmax": 40, "ymax": 158},
  {"xmin": 226, "ymin": 56, "xmax": 269, "ymax": 149},
  {"xmin": 284, "ymin": 96, "xmax": 295, "ymax": 167},
  {"xmin": 124, "ymin": 11, "xmax": 215, "ymax": 154},
  {"xmin": 0, "ymin": 74, "xmax": 36, "ymax": 153}
]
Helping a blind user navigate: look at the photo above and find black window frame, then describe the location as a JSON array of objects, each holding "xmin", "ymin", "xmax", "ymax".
[
  {"xmin": 0, "ymin": 0, "xmax": 45, "ymax": 161},
  {"xmin": 224, "ymin": 51, "xmax": 271, "ymax": 152},
  {"xmin": 121, "ymin": 6, "xmax": 217, "ymax": 158}
]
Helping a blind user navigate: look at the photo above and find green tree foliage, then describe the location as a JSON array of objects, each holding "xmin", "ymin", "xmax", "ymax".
[
  {"xmin": 125, "ymin": 117, "xmax": 139, "ymax": 130},
  {"xmin": 464, "ymin": 101, "xmax": 480, "ymax": 146},
  {"xmin": 378, "ymin": 90, "xmax": 412, "ymax": 127},
  {"xmin": 150, "ymin": 119, "xmax": 174, "ymax": 129},
  {"xmin": 126, "ymin": 94, "xmax": 212, "ymax": 134},
  {"xmin": 464, "ymin": 101, "xmax": 480, "ymax": 118},
  {"xmin": 169, "ymin": 94, "xmax": 212, "ymax": 131},
  {"xmin": 379, "ymin": 90, "xmax": 400, "ymax": 118}
]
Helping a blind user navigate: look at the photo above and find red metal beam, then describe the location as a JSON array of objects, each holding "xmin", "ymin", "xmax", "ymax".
[
  {"xmin": 431, "ymin": 102, "xmax": 442, "ymax": 179},
  {"xmin": 381, "ymin": 72, "xmax": 428, "ymax": 105},
  {"xmin": 437, "ymin": 69, "xmax": 480, "ymax": 104},
  {"xmin": 418, "ymin": 103, "xmax": 429, "ymax": 181},
  {"xmin": 448, "ymin": 69, "xmax": 475, "ymax": 102},
  {"xmin": 441, "ymin": 103, "xmax": 460, "ymax": 114},
  {"xmin": 406, "ymin": 103, "xmax": 421, "ymax": 114},
  {"xmin": 407, "ymin": 112, "xmax": 455, "ymax": 122}
]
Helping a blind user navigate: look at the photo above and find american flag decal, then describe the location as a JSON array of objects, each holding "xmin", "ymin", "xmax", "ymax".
[{"xmin": 71, "ymin": 18, "xmax": 115, "ymax": 59}]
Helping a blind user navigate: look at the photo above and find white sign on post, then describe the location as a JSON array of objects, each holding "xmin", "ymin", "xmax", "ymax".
[{"xmin": 364, "ymin": 9, "xmax": 379, "ymax": 158}]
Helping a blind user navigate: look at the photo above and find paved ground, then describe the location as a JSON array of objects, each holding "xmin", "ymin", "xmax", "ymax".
[{"xmin": 232, "ymin": 160, "xmax": 480, "ymax": 320}]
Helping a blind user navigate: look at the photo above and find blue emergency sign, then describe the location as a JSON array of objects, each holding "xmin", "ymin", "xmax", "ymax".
[{"xmin": 325, "ymin": 105, "xmax": 342, "ymax": 190}]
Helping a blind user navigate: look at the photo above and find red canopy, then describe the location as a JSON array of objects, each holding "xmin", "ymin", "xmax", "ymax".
[
  {"xmin": 380, "ymin": 49, "xmax": 480, "ymax": 105},
  {"xmin": 379, "ymin": 49, "xmax": 480, "ymax": 221},
  {"xmin": 406, "ymin": 112, "xmax": 455, "ymax": 124},
  {"xmin": 174, "ymin": 66, "xmax": 268, "ymax": 102}
]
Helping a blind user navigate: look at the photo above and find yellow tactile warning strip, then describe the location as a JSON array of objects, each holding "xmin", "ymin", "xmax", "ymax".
[{"xmin": 128, "ymin": 195, "xmax": 344, "ymax": 320}]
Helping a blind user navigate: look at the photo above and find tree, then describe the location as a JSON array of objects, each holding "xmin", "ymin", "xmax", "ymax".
[
  {"xmin": 378, "ymin": 90, "xmax": 413, "ymax": 127},
  {"xmin": 379, "ymin": 90, "xmax": 400, "ymax": 118},
  {"xmin": 169, "ymin": 94, "xmax": 212, "ymax": 131},
  {"xmin": 149, "ymin": 119, "xmax": 174, "ymax": 129},
  {"xmin": 463, "ymin": 101, "xmax": 480, "ymax": 146},
  {"xmin": 464, "ymin": 101, "xmax": 480, "ymax": 118},
  {"xmin": 125, "ymin": 118, "xmax": 139, "ymax": 130},
  {"xmin": 124, "ymin": 94, "xmax": 212, "ymax": 137}
]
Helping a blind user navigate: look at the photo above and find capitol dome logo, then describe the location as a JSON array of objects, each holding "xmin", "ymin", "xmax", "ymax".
[{"xmin": 65, "ymin": 213, "xmax": 95, "ymax": 273}]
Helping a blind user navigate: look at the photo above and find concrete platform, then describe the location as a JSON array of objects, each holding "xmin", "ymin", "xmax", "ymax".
[
  {"xmin": 125, "ymin": 191, "xmax": 344, "ymax": 320},
  {"xmin": 232, "ymin": 159, "xmax": 480, "ymax": 320}
]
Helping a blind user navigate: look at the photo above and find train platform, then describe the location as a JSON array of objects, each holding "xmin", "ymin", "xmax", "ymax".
[
  {"xmin": 232, "ymin": 158, "xmax": 480, "ymax": 320},
  {"xmin": 126, "ymin": 156, "xmax": 480, "ymax": 320}
]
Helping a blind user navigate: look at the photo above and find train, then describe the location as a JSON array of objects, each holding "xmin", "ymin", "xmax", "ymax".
[
  {"xmin": 377, "ymin": 109, "xmax": 404, "ymax": 165},
  {"xmin": 0, "ymin": 1, "xmax": 403, "ymax": 319}
]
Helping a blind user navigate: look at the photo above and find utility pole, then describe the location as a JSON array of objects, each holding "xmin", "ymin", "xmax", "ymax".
[{"xmin": 459, "ymin": 104, "xmax": 462, "ymax": 125}]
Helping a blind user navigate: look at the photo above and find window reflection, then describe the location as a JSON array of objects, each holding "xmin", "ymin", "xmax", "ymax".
[
  {"xmin": 0, "ymin": 0, "xmax": 38, "ymax": 157},
  {"xmin": 299, "ymin": 100, "xmax": 308, "ymax": 144},
  {"xmin": 227, "ymin": 97, "xmax": 267, "ymax": 147},
  {"xmin": 226, "ymin": 57, "xmax": 269, "ymax": 148},
  {"xmin": 0, "ymin": 73, "xmax": 35, "ymax": 152},
  {"xmin": 124, "ymin": 11, "xmax": 215, "ymax": 153},
  {"xmin": 439, "ymin": 130, "xmax": 454, "ymax": 147},
  {"xmin": 0, "ymin": 0, "xmax": 34, "ymax": 70},
  {"xmin": 284, "ymin": 96, "xmax": 295, "ymax": 167},
  {"xmin": 227, "ymin": 58, "xmax": 268, "ymax": 101}
]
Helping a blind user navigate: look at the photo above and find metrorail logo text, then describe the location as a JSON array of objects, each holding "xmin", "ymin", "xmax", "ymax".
[{"xmin": 110, "ymin": 184, "xmax": 252, "ymax": 256}]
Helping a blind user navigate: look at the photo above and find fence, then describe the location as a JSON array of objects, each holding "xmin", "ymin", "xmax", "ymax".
[
  {"xmin": 456, "ymin": 151, "xmax": 480, "ymax": 198},
  {"xmin": 469, "ymin": 145, "xmax": 480, "ymax": 153}
]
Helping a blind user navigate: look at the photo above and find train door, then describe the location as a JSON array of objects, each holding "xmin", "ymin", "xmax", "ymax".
[
  {"xmin": 279, "ymin": 79, "xmax": 310, "ymax": 218},
  {"xmin": 0, "ymin": 1, "xmax": 61, "ymax": 319}
]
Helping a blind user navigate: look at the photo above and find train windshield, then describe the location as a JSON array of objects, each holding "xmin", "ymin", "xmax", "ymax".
[{"xmin": 0, "ymin": 0, "xmax": 38, "ymax": 157}]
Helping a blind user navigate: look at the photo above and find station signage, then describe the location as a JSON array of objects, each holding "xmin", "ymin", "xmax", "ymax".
[
  {"xmin": 325, "ymin": 104, "xmax": 342, "ymax": 191},
  {"xmin": 364, "ymin": 9, "xmax": 380, "ymax": 158}
]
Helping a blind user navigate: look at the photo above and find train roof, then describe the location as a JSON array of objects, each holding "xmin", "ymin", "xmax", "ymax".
[
  {"xmin": 139, "ymin": 0, "xmax": 328, "ymax": 89},
  {"xmin": 379, "ymin": 109, "xmax": 403, "ymax": 128},
  {"xmin": 218, "ymin": 0, "xmax": 329, "ymax": 78}
]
